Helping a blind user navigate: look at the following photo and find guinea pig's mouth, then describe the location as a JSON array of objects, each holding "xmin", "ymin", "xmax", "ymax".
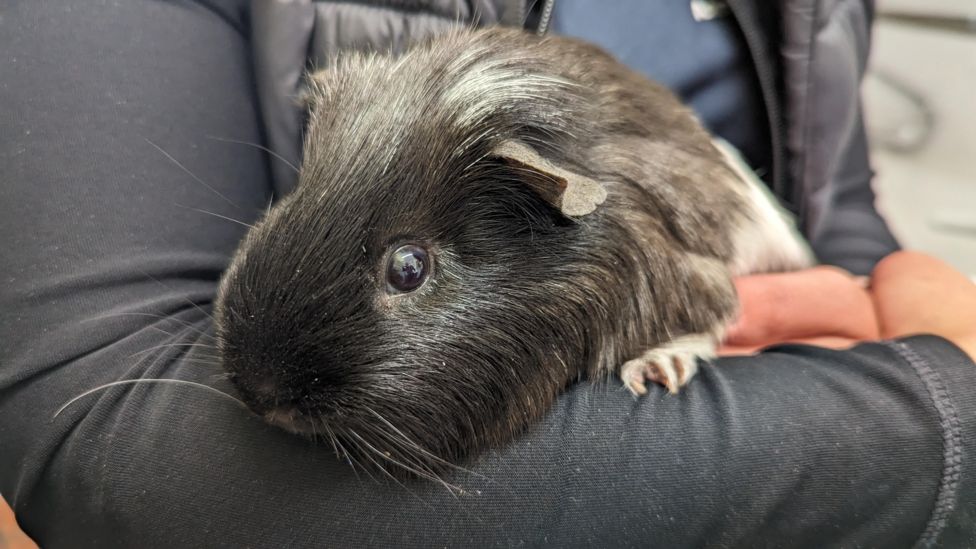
[
  {"xmin": 229, "ymin": 381, "xmax": 326, "ymax": 436},
  {"xmin": 225, "ymin": 373, "xmax": 333, "ymax": 436},
  {"xmin": 260, "ymin": 405, "xmax": 326, "ymax": 437}
]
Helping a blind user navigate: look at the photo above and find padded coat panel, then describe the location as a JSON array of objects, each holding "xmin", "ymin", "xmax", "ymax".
[
  {"xmin": 779, "ymin": 0, "xmax": 898, "ymax": 272},
  {"xmin": 251, "ymin": 0, "xmax": 509, "ymax": 193}
]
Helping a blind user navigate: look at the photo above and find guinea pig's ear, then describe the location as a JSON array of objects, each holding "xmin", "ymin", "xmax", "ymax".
[{"xmin": 490, "ymin": 141, "xmax": 607, "ymax": 217}]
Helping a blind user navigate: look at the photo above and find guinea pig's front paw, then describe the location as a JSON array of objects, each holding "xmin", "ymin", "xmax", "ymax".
[{"xmin": 620, "ymin": 334, "xmax": 717, "ymax": 396}]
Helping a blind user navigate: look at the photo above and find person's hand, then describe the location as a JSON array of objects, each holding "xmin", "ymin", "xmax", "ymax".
[
  {"xmin": 870, "ymin": 251, "xmax": 976, "ymax": 360},
  {"xmin": 719, "ymin": 251, "xmax": 976, "ymax": 361},
  {"xmin": 719, "ymin": 266, "xmax": 880, "ymax": 356},
  {"xmin": 0, "ymin": 496, "xmax": 38, "ymax": 549}
]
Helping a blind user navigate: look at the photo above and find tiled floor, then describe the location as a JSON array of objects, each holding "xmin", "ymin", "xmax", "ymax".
[{"xmin": 866, "ymin": 3, "xmax": 976, "ymax": 276}]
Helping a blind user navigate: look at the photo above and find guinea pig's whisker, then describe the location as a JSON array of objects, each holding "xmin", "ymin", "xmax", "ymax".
[
  {"xmin": 145, "ymin": 325, "xmax": 179, "ymax": 340},
  {"xmin": 180, "ymin": 352, "xmax": 217, "ymax": 362},
  {"xmin": 363, "ymin": 406, "xmax": 475, "ymax": 477},
  {"xmin": 338, "ymin": 436, "xmax": 377, "ymax": 484},
  {"xmin": 176, "ymin": 204, "xmax": 257, "ymax": 230},
  {"xmin": 308, "ymin": 414, "xmax": 320, "ymax": 442},
  {"xmin": 144, "ymin": 137, "xmax": 241, "ymax": 210},
  {"xmin": 320, "ymin": 421, "xmax": 344, "ymax": 459},
  {"xmin": 86, "ymin": 323, "xmax": 220, "ymax": 370},
  {"xmin": 367, "ymin": 424, "xmax": 484, "ymax": 492},
  {"xmin": 153, "ymin": 323, "xmax": 213, "ymax": 342},
  {"xmin": 126, "ymin": 342, "xmax": 217, "ymax": 359},
  {"xmin": 82, "ymin": 312, "xmax": 216, "ymax": 340},
  {"xmin": 322, "ymin": 422, "xmax": 371, "ymax": 489},
  {"xmin": 53, "ymin": 378, "xmax": 248, "ymax": 419},
  {"xmin": 352, "ymin": 420, "xmax": 466, "ymax": 494},
  {"xmin": 180, "ymin": 357, "xmax": 221, "ymax": 369},
  {"xmin": 349, "ymin": 436, "xmax": 414, "ymax": 492},
  {"xmin": 204, "ymin": 135, "xmax": 300, "ymax": 174},
  {"xmin": 369, "ymin": 432, "xmax": 453, "ymax": 488},
  {"xmin": 136, "ymin": 269, "xmax": 216, "ymax": 323},
  {"xmin": 357, "ymin": 428, "xmax": 489, "ymax": 520},
  {"xmin": 348, "ymin": 430, "xmax": 461, "ymax": 494}
]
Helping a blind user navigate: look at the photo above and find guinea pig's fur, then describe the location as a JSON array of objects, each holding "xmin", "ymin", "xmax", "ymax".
[{"xmin": 215, "ymin": 27, "xmax": 812, "ymax": 480}]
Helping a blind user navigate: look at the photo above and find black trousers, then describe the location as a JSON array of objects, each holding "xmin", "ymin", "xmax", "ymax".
[{"xmin": 2, "ymin": 2, "xmax": 975, "ymax": 547}]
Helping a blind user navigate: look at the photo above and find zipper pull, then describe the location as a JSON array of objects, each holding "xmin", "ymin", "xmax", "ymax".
[{"xmin": 691, "ymin": 0, "xmax": 730, "ymax": 22}]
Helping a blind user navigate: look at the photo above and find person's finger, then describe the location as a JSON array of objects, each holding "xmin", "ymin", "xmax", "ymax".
[{"xmin": 724, "ymin": 267, "xmax": 880, "ymax": 347}]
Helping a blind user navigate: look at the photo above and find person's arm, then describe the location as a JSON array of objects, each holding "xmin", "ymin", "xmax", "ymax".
[
  {"xmin": 803, "ymin": 1, "xmax": 900, "ymax": 274},
  {"xmin": 3, "ymin": 2, "xmax": 976, "ymax": 548},
  {"xmin": 722, "ymin": 252, "xmax": 976, "ymax": 360},
  {"xmin": 809, "ymin": 111, "xmax": 901, "ymax": 275},
  {"xmin": 720, "ymin": 265, "xmax": 880, "ymax": 355},
  {"xmin": 870, "ymin": 254, "xmax": 976, "ymax": 548},
  {"xmin": 721, "ymin": 252, "xmax": 976, "ymax": 547}
]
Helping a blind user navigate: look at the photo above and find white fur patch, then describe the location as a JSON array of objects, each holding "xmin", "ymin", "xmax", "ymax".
[
  {"xmin": 713, "ymin": 139, "xmax": 815, "ymax": 276},
  {"xmin": 441, "ymin": 51, "xmax": 574, "ymax": 130}
]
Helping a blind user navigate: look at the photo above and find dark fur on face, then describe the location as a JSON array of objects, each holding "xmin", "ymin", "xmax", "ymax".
[{"xmin": 215, "ymin": 28, "xmax": 765, "ymax": 481}]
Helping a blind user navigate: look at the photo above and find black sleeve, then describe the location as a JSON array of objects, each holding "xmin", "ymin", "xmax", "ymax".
[
  {"xmin": 805, "ymin": 0, "xmax": 900, "ymax": 275},
  {"xmin": 809, "ymin": 108, "xmax": 901, "ymax": 275},
  {"xmin": 2, "ymin": 2, "xmax": 975, "ymax": 549}
]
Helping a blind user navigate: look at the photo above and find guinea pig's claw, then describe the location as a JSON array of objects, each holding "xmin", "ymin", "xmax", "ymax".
[
  {"xmin": 626, "ymin": 376, "xmax": 650, "ymax": 396},
  {"xmin": 621, "ymin": 352, "xmax": 686, "ymax": 396},
  {"xmin": 620, "ymin": 334, "xmax": 716, "ymax": 396}
]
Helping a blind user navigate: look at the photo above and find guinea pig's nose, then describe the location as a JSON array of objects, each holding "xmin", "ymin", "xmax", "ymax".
[{"xmin": 231, "ymin": 372, "xmax": 280, "ymax": 415}]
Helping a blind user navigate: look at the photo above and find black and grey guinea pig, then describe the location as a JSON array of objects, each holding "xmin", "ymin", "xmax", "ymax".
[{"xmin": 214, "ymin": 27, "xmax": 813, "ymax": 479}]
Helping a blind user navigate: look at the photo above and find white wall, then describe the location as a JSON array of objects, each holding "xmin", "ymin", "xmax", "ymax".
[{"xmin": 866, "ymin": 1, "xmax": 976, "ymax": 275}]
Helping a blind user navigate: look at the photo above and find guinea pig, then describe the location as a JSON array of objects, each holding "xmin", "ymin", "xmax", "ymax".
[{"xmin": 214, "ymin": 27, "xmax": 812, "ymax": 480}]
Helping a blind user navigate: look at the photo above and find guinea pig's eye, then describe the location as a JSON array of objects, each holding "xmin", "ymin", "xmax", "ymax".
[{"xmin": 386, "ymin": 244, "xmax": 431, "ymax": 293}]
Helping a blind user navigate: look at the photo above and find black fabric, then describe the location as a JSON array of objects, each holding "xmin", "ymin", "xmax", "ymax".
[
  {"xmin": 809, "ymin": 111, "xmax": 902, "ymax": 274},
  {"xmin": 774, "ymin": 0, "xmax": 900, "ymax": 274},
  {"xmin": 2, "ymin": 1, "xmax": 975, "ymax": 547}
]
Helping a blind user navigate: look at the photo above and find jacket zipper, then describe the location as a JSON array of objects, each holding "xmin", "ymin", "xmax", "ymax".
[
  {"xmin": 536, "ymin": 0, "xmax": 555, "ymax": 34},
  {"xmin": 512, "ymin": 0, "xmax": 555, "ymax": 34},
  {"xmin": 724, "ymin": 0, "xmax": 793, "ymax": 212}
]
